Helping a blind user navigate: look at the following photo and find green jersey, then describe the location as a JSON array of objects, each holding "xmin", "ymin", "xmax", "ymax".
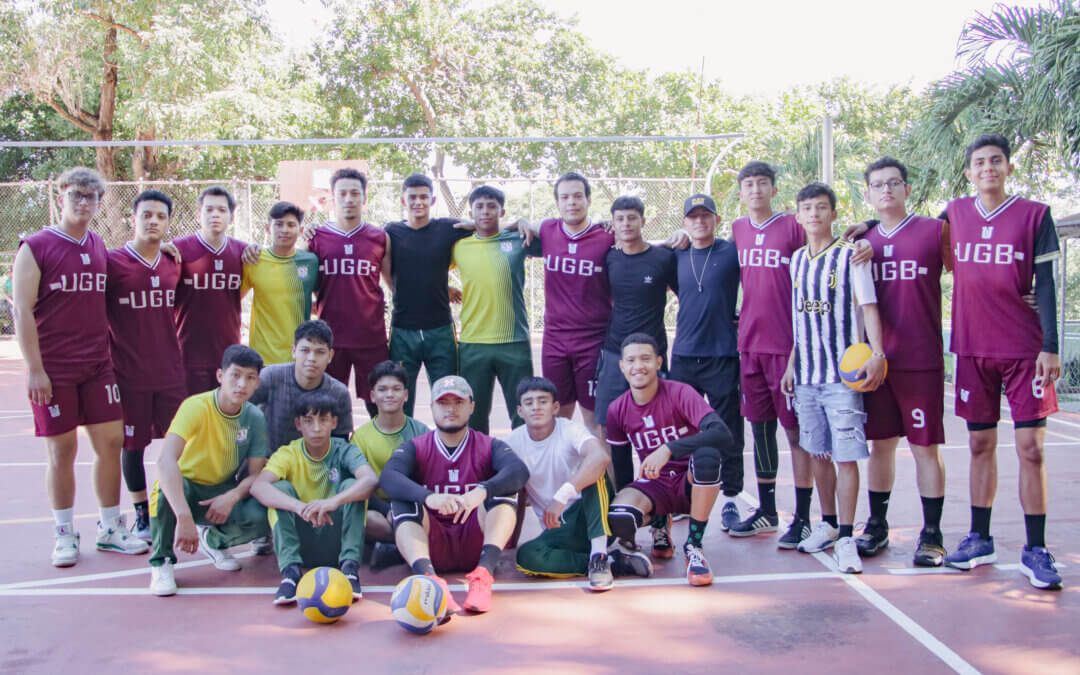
[{"xmin": 451, "ymin": 230, "xmax": 539, "ymax": 344}]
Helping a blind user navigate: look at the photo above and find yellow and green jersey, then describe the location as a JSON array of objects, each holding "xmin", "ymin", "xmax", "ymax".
[
  {"xmin": 451, "ymin": 230, "xmax": 539, "ymax": 344},
  {"xmin": 350, "ymin": 416, "xmax": 428, "ymax": 499},
  {"xmin": 242, "ymin": 248, "xmax": 319, "ymax": 364},
  {"xmin": 264, "ymin": 436, "xmax": 368, "ymax": 503},
  {"xmin": 167, "ymin": 389, "xmax": 270, "ymax": 486}
]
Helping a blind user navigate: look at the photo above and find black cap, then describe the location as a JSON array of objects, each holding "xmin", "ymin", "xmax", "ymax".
[{"xmin": 683, "ymin": 193, "xmax": 717, "ymax": 216}]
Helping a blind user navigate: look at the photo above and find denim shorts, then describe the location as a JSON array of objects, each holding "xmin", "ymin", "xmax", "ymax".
[{"xmin": 794, "ymin": 383, "xmax": 869, "ymax": 462}]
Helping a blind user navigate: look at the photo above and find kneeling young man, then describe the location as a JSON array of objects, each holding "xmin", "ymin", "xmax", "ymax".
[
  {"xmin": 148, "ymin": 345, "xmax": 272, "ymax": 596},
  {"xmin": 606, "ymin": 333, "xmax": 736, "ymax": 586},
  {"xmin": 510, "ymin": 377, "xmax": 650, "ymax": 591},
  {"xmin": 251, "ymin": 392, "xmax": 378, "ymax": 604},
  {"xmin": 381, "ymin": 376, "xmax": 529, "ymax": 614}
]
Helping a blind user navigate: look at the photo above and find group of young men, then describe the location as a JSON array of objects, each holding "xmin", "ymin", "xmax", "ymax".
[{"xmin": 12, "ymin": 130, "xmax": 1063, "ymax": 620}]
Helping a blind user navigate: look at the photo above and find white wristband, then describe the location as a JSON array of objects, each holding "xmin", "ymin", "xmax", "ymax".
[{"xmin": 552, "ymin": 482, "xmax": 579, "ymax": 505}]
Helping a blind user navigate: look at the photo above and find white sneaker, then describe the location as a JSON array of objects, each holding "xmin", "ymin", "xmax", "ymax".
[
  {"xmin": 149, "ymin": 562, "xmax": 177, "ymax": 596},
  {"xmin": 834, "ymin": 536, "xmax": 863, "ymax": 574},
  {"xmin": 198, "ymin": 526, "xmax": 240, "ymax": 571},
  {"xmin": 52, "ymin": 524, "xmax": 80, "ymax": 567},
  {"xmin": 797, "ymin": 521, "xmax": 839, "ymax": 553},
  {"xmin": 96, "ymin": 517, "xmax": 150, "ymax": 555}
]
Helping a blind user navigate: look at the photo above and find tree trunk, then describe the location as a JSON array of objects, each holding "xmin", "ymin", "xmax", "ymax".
[
  {"xmin": 431, "ymin": 147, "xmax": 463, "ymax": 218},
  {"xmin": 96, "ymin": 24, "xmax": 123, "ymax": 244},
  {"xmin": 132, "ymin": 128, "xmax": 157, "ymax": 180}
]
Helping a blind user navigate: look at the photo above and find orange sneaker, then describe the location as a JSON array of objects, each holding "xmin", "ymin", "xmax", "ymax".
[
  {"xmin": 425, "ymin": 573, "xmax": 461, "ymax": 619},
  {"xmin": 463, "ymin": 566, "xmax": 494, "ymax": 613},
  {"xmin": 684, "ymin": 544, "xmax": 713, "ymax": 586}
]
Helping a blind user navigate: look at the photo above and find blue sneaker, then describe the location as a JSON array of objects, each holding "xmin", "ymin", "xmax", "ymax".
[
  {"xmin": 1020, "ymin": 546, "xmax": 1062, "ymax": 590},
  {"xmin": 944, "ymin": 533, "xmax": 997, "ymax": 570}
]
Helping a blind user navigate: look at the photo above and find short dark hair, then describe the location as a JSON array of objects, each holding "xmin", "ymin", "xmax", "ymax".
[
  {"xmin": 620, "ymin": 332, "xmax": 659, "ymax": 355},
  {"xmin": 796, "ymin": 182, "xmax": 837, "ymax": 210},
  {"xmin": 402, "ymin": 173, "xmax": 434, "ymax": 193},
  {"xmin": 198, "ymin": 186, "xmax": 237, "ymax": 213},
  {"xmin": 268, "ymin": 201, "xmax": 304, "ymax": 223},
  {"xmin": 221, "ymin": 344, "xmax": 263, "ymax": 372},
  {"xmin": 330, "ymin": 168, "xmax": 367, "ymax": 195},
  {"xmin": 368, "ymin": 360, "xmax": 408, "ymax": 389},
  {"xmin": 293, "ymin": 391, "xmax": 339, "ymax": 419},
  {"xmin": 737, "ymin": 161, "xmax": 776, "ymax": 186},
  {"xmin": 515, "ymin": 376, "xmax": 559, "ymax": 404},
  {"xmin": 965, "ymin": 133, "xmax": 1011, "ymax": 165},
  {"xmin": 864, "ymin": 156, "xmax": 908, "ymax": 185},
  {"xmin": 469, "ymin": 185, "xmax": 505, "ymax": 207},
  {"xmin": 610, "ymin": 195, "xmax": 645, "ymax": 217},
  {"xmin": 294, "ymin": 319, "xmax": 333, "ymax": 349},
  {"xmin": 133, "ymin": 189, "xmax": 173, "ymax": 217},
  {"xmin": 554, "ymin": 171, "xmax": 591, "ymax": 201}
]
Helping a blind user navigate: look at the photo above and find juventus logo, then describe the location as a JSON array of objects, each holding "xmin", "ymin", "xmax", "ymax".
[
  {"xmin": 643, "ymin": 415, "xmax": 655, "ymax": 428},
  {"xmin": 448, "ymin": 469, "xmax": 459, "ymax": 482},
  {"xmin": 981, "ymin": 226, "xmax": 994, "ymax": 239},
  {"xmin": 883, "ymin": 245, "xmax": 894, "ymax": 257},
  {"xmin": 568, "ymin": 243, "xmax": 578, "ymax": 254},
  {"xmin": 150, "ymin": 276, "xmax": 160, "ymax": 288},
  {"xmin": 344, "ymin": 244, "xmax": 353, "ymax": 255},
  {"xmin": 828, "ymin": 271, "xmax": 838, "ymax": 289},
  {"xmin": 214, "ymin": 259, "xmax": 224, "ymax": 271},
  {"xmin": 80, "ymin": 254, "xmax": 91, "ymax": 265},
  {"xmin": 755, "ymin": 234, "xmax": 765, "ymax": 246}
]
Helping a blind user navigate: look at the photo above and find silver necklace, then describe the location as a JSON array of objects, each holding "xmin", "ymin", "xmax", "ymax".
[{"xmin": 689, "ymin": 243, "xmax": 713, "ymax": 292}]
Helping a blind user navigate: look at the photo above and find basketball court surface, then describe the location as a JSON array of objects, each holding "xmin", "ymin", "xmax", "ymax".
[{"xmin": 1, "ymin": 339, "xmax": 1078, "ymax": 674}]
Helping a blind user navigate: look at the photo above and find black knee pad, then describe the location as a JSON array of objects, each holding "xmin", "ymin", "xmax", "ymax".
[
  {"xmin": 121, "ymin": 449, "xmax": 146, "ymax": 493},
  {"xmin": 689, "ymin": 446, "xmax": 722, "ymax": 486},
  {"xmin": 390, "ymin": 500, "xmax": 424, "ymax": 530},
  {"xmin": 608, "ymin": 504, "xmax": 644, "ymax": 541}
]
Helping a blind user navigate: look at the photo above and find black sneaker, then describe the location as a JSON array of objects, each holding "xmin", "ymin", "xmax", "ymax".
[
  {"xmin": 370, "ymin": 541, "xmax": 406, "ymax": 570},
  {"xmin": 777, "ymin": 516, "xmax": 811, "ymax": 550},
  {"xmin": 274, "ymin": 563, "xmax": 301, "ymax": 605},
  {"xmin": 719, "ymin": 502, "xmax": 740, "ymax": 531},
  {"xmin": 588, "ymin": 553, "xmax": 614, "ymax": 591},
  {"xmin": 340, "ymin": 559, "xmax": 363, "ymax": 599},
  {"xmin": 609, "ymin": 545, "xmax": 653, "ymax": 578},
  {"xmin": 913, "ymin": 528, "xmax": 946, "ymax": 567},
  {"xmin": 855, "ymin": 518, "xmax": 889, "ymax": 557},
  {"xmin": 728, "ymin": 508, "xmax": 780, "ymax": 537}
]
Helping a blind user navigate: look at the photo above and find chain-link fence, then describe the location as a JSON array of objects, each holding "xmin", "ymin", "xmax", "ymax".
[{"xmin": 0, "ymin": 177, "xmax": 1077, "ymax": 408}]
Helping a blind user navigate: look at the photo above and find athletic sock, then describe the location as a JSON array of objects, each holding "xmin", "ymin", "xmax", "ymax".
[
  {"xmin": 649, "ymin": 514, "xmax": 668, "ymax": 529},
  {"xmin": 134, "ymin": 500, "xmax": 149, "ymax": 521},
  {"xmin": 99, "ymin": 505, "xmax": 121, "ymax": 528},
  {"xmin": 838, "ymin": 524, "xmax": 854, "ymax": 539},
  {"xmin": 686, "ymin": 518, "xmax": 707, "ymax": 549},
  {"xmin": 868, "ymin": 490, "xmax": 891, "ymax": 522},
  {"xmin": 53, "ymin": 508, "xmax": 74, "ymax": 528},
  {"xmin": 822, "ymin": 514, "xmax": 838, "ymax": 528},
  {"xmin": 758, "ymin": 482, "xmax": 777, "ymax": 515},
  {"xmin": 411, "ymin": 558, "xmax": 436, "ymax": 576},
  {"xmin": 477, "ymin": 544, "xmax": 502, "ymax": 575},
  {"xmin": 795, "ymin": 487, "xmax": 813, "ymax": 521},
  {"xmin": 1024, "ymin": 514, "xmax": 1046, "ymax": 549},
  {"xmin": 920, "ymin": 496, "xmax": 944, "ymax": 530},
  {"xmin": 971, "ymin": 506, "xmax": 992, "ymax": 540},
  {"xmin": 590, "ymin": 535, "xmax": 608, "ymax": 557}
]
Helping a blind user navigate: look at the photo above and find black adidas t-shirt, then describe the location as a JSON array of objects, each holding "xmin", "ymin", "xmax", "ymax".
[
  {"xmin": 385, "ymin": 218, "xmax": 467, "ymax": 329},
  {"xmin": 603, "ymin": 245, "xmax": 678, "ymax": 355}
]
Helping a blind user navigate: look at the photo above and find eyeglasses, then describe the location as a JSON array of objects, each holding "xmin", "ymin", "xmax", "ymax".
[
  {"xmin": 65, "ymin": 190, "xmax": 99, "ymax": 204},
  {"xmin": 868, "ymin": 179, "xmax": 906, "ymax": 192}
]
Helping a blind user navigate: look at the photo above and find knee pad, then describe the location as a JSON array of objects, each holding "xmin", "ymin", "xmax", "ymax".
[
  {"xmin": 121, "ymin": 449, "xmax": 146, "ymax": 493},
  {"xmin": 390, "ymin": 500, "xmax": 424, "ymax": 530},
  {"xmin": 608, "ymin": 504, "xmax": 644, "ymax": 542},
  {"xmin": 690, "ymin": 446, "xmax": 722, "ymax": 486}
]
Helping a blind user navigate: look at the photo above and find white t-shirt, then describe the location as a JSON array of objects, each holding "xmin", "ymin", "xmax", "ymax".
[{"xmin": 504, "ymin": 418, "xmax": 597, "ymax": 522}]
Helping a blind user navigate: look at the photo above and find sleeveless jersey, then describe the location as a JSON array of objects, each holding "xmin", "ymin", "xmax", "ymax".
[
  {"xmin": 19, "ymin": 227, "xmax": 110, "ymax": 384},
  {"xmin": 606, "ymin": 379, "xmax": 715, "ymax": 472},
  {"xmin": 539, "ymin": 219, "xmax": 614, "ymax": 337},
  {"xmin": 412, "ymin": 429, "xmax": 495, "ymax": 522},
  {"xmin": 732, "ymin": 213, "xmax": 805, "ymax": 355},
  {"xmin": 173, "ymin": 233, "xmax": 246, "ymax": 370},
  {"xmin": 309, "ymin": 223, "xmax": 388, "ymax": 348}
]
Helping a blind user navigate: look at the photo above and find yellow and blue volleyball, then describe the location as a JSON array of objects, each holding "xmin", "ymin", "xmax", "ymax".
[
  {"xmin": 296, "ymin": 566, "xmax": 353, "ymax": 624},
  {"xmin": 390, "ymin": 574, "xmax": 448, "ymax": 634},
  {"xmin": 839, "ymin": 343, "xmax": 887, "ymax": 391}
]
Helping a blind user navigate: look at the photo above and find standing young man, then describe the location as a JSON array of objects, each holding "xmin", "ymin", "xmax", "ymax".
[
  {"xmin": 452, "ymin": 186, "xmax": 539, "ymax": 433},
  {"xmin": 380, "ymin": 376, "xmax": 530, "ymax": 614},
  {"xmin": 173, "ymin": 186, "xmax": 248, "ymax": 395},
  {"xmin": 939, "ymin": 134, "xmax": 1062, "ymax": 589},
  {"xmin": 242, "ymin": 201, "xmax": 320, "ymax": 365},
  {"xmin": 308, "ymin": 169, "xmax": 391, "ymax": 418},
  {"xmin": 385, "ymin": 174, "xmax": 470, "ymax": 417},
  {"xmin": 106, "ymin": 190, "xmax": 187, "ymax": 540},
  {"xmin": 13, "ymin": 167, "xmax": 148, "ymax": 566},
  {"xmin": 782, "ymin": 183, "xmax": 885, "ymax": 574},
  {"xmin": 606, "ymin": 333, "xmax": 735, "ymax": 586}
]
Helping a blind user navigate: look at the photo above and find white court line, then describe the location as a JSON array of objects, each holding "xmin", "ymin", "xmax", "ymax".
[
  {"xmin": 0, "ymin": 552, "xmax": 255, "ymax": 590},
  {"xmin": 0, "ymin": 462, "xmax": 95, "ymax": 467},
  {"xmin": 810, "ymin": 551, "xmax": 979, "ymax": 675},
  {"xmin": 886, "ymin": 567, "xmax": 961, "ymax": 576}
]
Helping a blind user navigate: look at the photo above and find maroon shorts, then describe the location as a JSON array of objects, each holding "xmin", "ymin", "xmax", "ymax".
[
  {"xmin": 427, "ymin": 510, "xmax": 484, "ymax": 572},
  {"xmin": 117, "ymin": 383, "xmax": 186, "ymax": 451},
  {"xmin": 740, "ymin": 351, "xmax": 797, "ymax": 428},
  {"xmin": 326, "ymin": 344, "xmax": 390, "ymax": 399},
  {"xmin": 541, "ymin": 329, "xmax": 603, "ymax": 411},
  {"xmin": 955, "ymin": 356, "xmax": 1058, "ymax": 424},
  {"xmin": 31, "ymin": 364, "xmax": 123, "ymax": 437},
  {"xmin": 864, "ymin": 369, "xmax": 946, "ymax": 446},
  {"xmin": 185, "ymin": 368, "xmax": 218, "ymax": 397},
  {"xmin": 628, "ymin": 468, "xmax": 691, "ymax": 517}
]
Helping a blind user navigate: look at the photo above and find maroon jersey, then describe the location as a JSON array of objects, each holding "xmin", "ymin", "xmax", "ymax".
[
  {"xmin": 862, "ymin": 215, "xmax": 944, "ymax": 370},
  {"xmin": 19, "ymin": 228, "xmax": 110, "ymax": 384},
  {"xmin": 732, "ymin": 213, "xmax": 806, "ymax": 355},
  {"xmin": 945, "ymin": 196, "xmax": 1060, "ymax": 359},
  {"xmin": 412, "ymin": 429, "xmax": 495, "ymax": 523},
  {"xmin": 309, "ymin": 223, "xmax": 387, "ymax": 348},
  {"xmin": 540, "ymin": 219, "xmax": 614, "ymax": 337},
  {"xmin": 173, "ymin": 233, "xmax": 246, "ymax": 370},
  {"xmin": 606, "ymin": 379, "xmax": 715, "ymax": 473},
  {"xmin": 106, "ymin": 244, "xmax": 184, "ymax": 390}
]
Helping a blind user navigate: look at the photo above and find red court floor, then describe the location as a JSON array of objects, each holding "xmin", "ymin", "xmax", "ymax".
[{"xmin": 1, "ymin": 340, "xmax": 1078, "ymax": 674}]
